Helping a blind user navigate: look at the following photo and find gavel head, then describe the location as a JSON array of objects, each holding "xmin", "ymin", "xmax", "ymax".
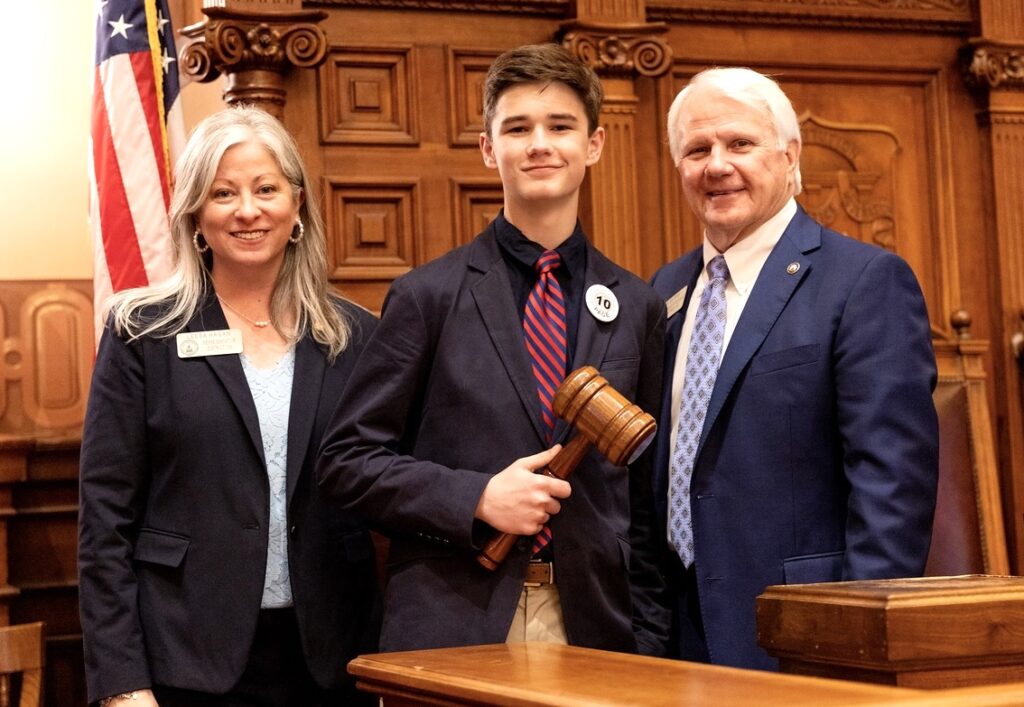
[{"xmin": 553, "ymin": 366, "xmax": 657, "ymax": 466}]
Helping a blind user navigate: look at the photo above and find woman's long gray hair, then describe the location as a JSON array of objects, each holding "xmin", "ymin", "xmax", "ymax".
[{"xmin": 106, "ymin": 105, "xmax": 350, "ymax": 360}]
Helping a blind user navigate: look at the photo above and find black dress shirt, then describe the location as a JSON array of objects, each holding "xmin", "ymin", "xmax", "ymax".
[{"xmin": 493, "ymin": 211, "xmax": 587, "ymax": 365}]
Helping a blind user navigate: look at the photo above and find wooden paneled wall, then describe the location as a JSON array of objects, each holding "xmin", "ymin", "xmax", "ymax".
[{"xmin": 0, "ymin": 281, "xmax": 91, "ymax": 707}]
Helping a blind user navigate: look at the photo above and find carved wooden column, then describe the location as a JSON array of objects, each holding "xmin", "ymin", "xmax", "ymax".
[
  {"xmin": 179, "ymin": 0, "xmax": 328, "ymax": 118},
  {"xmin": 962, "ymin": 0, "xmax": 1024, "ymax": 573},
  {"xmin": 560, "ymin": 0, "xmax": 671, "ymax": 275}
]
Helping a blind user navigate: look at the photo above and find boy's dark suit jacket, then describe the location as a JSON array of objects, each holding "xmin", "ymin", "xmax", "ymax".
[
  {"xmin": 650, "ymin": 206, "xmax": 939, "ymax": 670},
  {"xmin": 318, "ymin": 223, "xmax": 671, "ymax": 655},
  {"xmin": 78, "ymin": 295, "xmax": 380, "ymax": 704}
]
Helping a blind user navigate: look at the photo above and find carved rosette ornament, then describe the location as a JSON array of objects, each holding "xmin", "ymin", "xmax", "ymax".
[
  {"xmin": 180, "ymin": 7, "xmax": 329, "ymax": 116},
  {"xmin": 560, "ymin": 23, "xmax": 672, "ymax": 78},
  {"xmin": 963, "ymin": 40, "xmax": 1024, "ymax": 92}
]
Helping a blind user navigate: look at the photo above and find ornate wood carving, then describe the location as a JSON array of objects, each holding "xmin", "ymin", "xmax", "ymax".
[
  {"xmin": 319, "ymin": 45, "xmax": 418, "ymax": 144},
  {"xmin": 179, "ymin": 6, "xmax": 329, "ymax": 116},
  {"xmin": 322, "ymin": 178, "xmax": 421, "ymax": 282},
  {"xmin": 561, "ymin": 24, "xmax": 672, "ymax": 78},
  {"xmin": 964, "ymin": 40, "xmax": 1024, "ymax": 91},
  {"xmin": 798, "ymin": 113, "xmax": 900, "ymax": 253}
]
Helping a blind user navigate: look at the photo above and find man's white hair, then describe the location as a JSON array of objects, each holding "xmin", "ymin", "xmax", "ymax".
[{"xmin": 667, "ymin": 67, "xmax": 803, "ymax": 194}]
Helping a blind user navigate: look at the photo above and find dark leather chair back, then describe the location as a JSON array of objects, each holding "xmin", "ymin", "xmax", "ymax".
[{"xmin": 925, "ymin": 323, "xmax": 1009, "ymax": 576}]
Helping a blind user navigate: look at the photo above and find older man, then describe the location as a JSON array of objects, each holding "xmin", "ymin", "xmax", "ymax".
[{"xmin": 650, "ymin": 67, "xmax": 939, "ymax": 670}]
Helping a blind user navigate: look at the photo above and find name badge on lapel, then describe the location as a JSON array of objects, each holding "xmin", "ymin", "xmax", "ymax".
[
  {"xmin": 586, "ymin": 284, "xmax": 619, "ymax": 323},
  {"xmin": 666, "ymin": 286, "xmax": 688, "ymax": 319},
  {"xmin": 176, "ymin": 330, "xmax": 243, "ymax": 358}
]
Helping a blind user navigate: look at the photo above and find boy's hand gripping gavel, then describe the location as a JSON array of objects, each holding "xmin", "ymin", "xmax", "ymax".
[{"xmin": 476, "ymin": 365, "xmax": 657, "ymax": 570}]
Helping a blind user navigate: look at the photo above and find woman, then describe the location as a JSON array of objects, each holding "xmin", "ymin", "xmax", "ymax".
[{"xmin": 78, "ymin": 106, "xmax": 379, "ymax": 707}]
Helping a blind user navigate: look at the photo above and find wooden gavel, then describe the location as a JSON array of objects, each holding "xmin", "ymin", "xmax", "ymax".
[{"xmin": 476, "ymin": 365, "xmax": 657, "ymax": 570}]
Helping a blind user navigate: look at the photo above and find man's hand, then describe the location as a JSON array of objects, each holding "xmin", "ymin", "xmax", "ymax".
[{"xmin": 474, "ymin": 446, "xmax": 571, "ymax": 534}]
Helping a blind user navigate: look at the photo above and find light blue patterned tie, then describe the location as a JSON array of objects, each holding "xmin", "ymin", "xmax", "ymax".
[{"xmin": 669, "ymin": 255, "xmax": 730, "ymax": 568}]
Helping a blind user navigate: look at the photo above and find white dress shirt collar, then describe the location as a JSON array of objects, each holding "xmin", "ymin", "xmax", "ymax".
[{"xmin": 701, "ymin": 197, "xmax": 798, "ymax": 295}]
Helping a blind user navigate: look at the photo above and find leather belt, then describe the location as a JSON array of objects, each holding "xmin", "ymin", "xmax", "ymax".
[{"xmin": 524, "ymin": 561, "xmax": 555, "ymax": 587}]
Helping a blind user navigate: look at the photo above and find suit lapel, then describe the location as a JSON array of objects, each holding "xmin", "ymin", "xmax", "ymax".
[
  {"xmin": 187, "ymin": 293, "xmax": 266, "ymax": 466},
  {"xmin": 663, "ymin": 256, "xmax": 703, "ymax": 391},
  {"xmin": 286, "ymin": 334, "xmax": 324, "ymax": 503},
  {"xmin": 468, "ymin": 230, "xmax": 548, "ymax": 445},
  {"xmin": 652, "ymin": 253, "xmax": 702, "ymax": 521},
  {"xmin": 699, "ymin": 210, "xmax": 819, "ymax": 450}
]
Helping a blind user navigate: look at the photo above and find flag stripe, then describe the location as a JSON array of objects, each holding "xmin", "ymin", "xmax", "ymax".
[
  {"xmin": 88, "ymin": 146, "xmax": 114, "ymax": 325},
  {"xmin": 165, "ymin": 98, "xmax": 186, "ymax": 158},
  {"xmin": 100, "ymin": 54, "xmax": 174, "ymax": 285},
  {"xmin": 129, "ymin": 50, "xmax": 171, "ymax": 208},
  {"xmin": 91, "ymin": 75, "xmax": 149, "ymax": 291}
]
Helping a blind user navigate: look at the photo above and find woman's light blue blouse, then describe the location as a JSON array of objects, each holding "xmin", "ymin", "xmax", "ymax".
[{"xmin": 240, "ymin": 348, "xmax": 296, "ymax": 609}]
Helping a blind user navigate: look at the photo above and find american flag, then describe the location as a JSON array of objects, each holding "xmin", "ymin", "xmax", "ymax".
[{"xmin": 90, "ymin": 0, "xmax": 185, "ymax": 335}]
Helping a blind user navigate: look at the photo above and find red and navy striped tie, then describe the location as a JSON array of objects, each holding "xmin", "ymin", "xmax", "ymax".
[{"xmin": 523, "ymin": 249, "xmax": 567, "ymax": 555}]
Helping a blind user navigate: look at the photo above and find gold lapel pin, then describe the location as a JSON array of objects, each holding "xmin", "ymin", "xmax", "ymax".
[{"xmin": 787, "ymin": 262, "xmax": 801, "ymax": 275}]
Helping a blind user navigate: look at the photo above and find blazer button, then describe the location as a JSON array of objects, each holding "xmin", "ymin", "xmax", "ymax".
[{"xmin": 289, "ymin": 525, "xmax": 296, "ymax": 536}]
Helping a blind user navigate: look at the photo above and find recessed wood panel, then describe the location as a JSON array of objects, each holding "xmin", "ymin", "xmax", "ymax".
[
  {"xmin": 447, "ymin": 48, "xmax": 498, "ymax": 146},
  {"xmin": 319, "ymin": 45, "xmax": 418, "ymax": 145},
  {"xmin": 19, "ymin": 286, "xmax": 93, "ymax": 430},
  {"xmin": 324, "ymin": 177, "xmax": 420, "ymax": 280},
  {"xmin": 451, "ymin": 178, "xmax": 503, "ymax": 247}
]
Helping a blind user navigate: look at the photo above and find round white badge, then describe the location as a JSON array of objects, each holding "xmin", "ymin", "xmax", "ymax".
[{"xmin": 586, "ymin": 284, "xmax": 619, "ymax": 323}]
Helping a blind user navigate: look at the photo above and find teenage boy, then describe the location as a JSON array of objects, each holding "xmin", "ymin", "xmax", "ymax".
[{"xmin": 318, "ymin": 43, "xmax": 669, "ymax": 655}]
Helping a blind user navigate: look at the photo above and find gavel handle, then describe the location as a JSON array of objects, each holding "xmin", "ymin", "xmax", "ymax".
[{"xmin": 476, "ymin": 434, "xmax": 593, "ymax": 570}]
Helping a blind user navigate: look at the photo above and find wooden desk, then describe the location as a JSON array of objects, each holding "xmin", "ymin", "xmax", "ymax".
[
  {"xmin": 758, "ymin": 575, "xmax": 1024, "ymax": 689},
  {"xmin": 879, "ymin": 682, "xmax": 1024, "ymax": 706},
  {"xmin": 348, "ymin": 642, "xmax": 918, "ymax": 706}
]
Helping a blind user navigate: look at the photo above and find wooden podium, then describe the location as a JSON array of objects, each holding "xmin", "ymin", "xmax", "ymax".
[
  {"xmin": 348, "ymin": 642, "xmax": 916, "ymax": 706},
  {"xmin": 758, "ymin": 575, "xmax": 1024, "ymax": 689}
]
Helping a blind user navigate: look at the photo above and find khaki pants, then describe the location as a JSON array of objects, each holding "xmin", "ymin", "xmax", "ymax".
[{"xmin": 505, "ymin": 584, "xmax": 568, "ymax": 644}]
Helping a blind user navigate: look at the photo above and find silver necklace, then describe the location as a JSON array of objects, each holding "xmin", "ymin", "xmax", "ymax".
[{"xmin": 216, "ymin": 294, "xmax": 271, "ymax": 328}]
